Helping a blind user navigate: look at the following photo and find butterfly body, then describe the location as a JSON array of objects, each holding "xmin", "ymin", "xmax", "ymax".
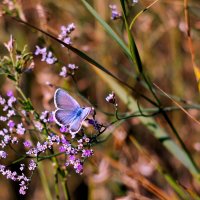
[{"xmin": 53, "ymin": 88, "xmax": 91, "ymax": 134}]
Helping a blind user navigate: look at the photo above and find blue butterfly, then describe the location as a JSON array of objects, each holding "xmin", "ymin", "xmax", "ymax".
[{"xmin": 53, "ymin": 88, "xmax": 91, "ymax": 134}]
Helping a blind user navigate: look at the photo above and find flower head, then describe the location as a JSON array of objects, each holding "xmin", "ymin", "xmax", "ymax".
[
  {"xmin": 35, "ymin": 46, "xmax": 57, "ymax": 65},
  {"xmin": 58, "ymin": 23, "xmax": 75, "ymax": 46},
  {"xmin": 109, "ymin": 4, "xmax": 121, "ymax": 20},
  {"xmin": 105, "ymin": 91, "xmax": 117, "ymax": 105},
  {"xmin": 4, "ymin": 35, "xmax": 14, "ymax": 52}
]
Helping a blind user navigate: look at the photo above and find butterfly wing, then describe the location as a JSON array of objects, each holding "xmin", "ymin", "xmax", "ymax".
[
  {"xmin": 69, "ymin": 107, "xmax": 91, "ymax": 134},
  {"xmin": 54, "ymin": 88, "xmax": 80, "ymax": 110},
  {"xmin": 53, "ymin": 109, "xmax": 76, "ymax": 127}
]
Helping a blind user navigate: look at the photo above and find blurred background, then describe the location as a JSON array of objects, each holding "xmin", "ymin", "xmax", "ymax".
[{"xmin": 0, "ymin": 0, "xmax": 200, "ymax": 199}]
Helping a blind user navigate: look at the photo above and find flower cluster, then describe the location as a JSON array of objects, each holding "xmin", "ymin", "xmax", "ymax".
[
  {"xmin": 0, "ymin": 36, "xmax": 34, "ymax": 78},
  {"xmin": 58, "ymin": 23, "xmax": 75, "ymax": 46},
  {"xmin": 59, "ymin": 63, "xmax": 79, "ymax": 77},
  {"xmin": 109, "ymin": 4, "xmax": 121, "ymax": 20},
  {"xmin": 0, "ymin": 92, "xmax": 22, "ymax": 149},
  {"xmin": 35, "ymin": 46, "xmax": 57, "ymax": 65},
  {"xmin": 0, "ymin": 92, "xmax": 40, "ymax": 195},
  {"xmin": 25, "ymin": 133, "xmax": 93, "ymax": 174},
  {"xmin": 0, "ymin": 36, "xmax": 95, "ymax": 197},
  {"xmin": 0, "ymin": 164, "xmax": 31, "ymax": 195}
]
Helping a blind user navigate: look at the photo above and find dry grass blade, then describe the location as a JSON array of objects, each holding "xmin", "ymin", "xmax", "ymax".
[
  {"xmin": 129, "ymin": 0, "xmax": 160, "ymax": 29},
  {"xmin": 184, "ymin": 0, "xmax": 200, "ymax": 92},
  {"xmin": 153, "ymin": 83, "xmax": 200, "ymax": 126}
]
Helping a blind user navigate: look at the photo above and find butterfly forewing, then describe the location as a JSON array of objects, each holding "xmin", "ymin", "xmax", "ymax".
[{"xmin": 54, "ymin": 88, "xmax": 80, "ymax": 110}]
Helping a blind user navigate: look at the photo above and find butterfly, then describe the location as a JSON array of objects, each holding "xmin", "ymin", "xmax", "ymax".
[{"xmin": 53, "ymin": 88, "xmax": 91, "ymax": 134}]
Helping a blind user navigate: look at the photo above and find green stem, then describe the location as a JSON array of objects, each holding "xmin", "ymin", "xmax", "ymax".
[
  {"xmin": 38, "ymin": 162, "xmax": 53, "ymax": 200},
  {"xmin": 16, "ymin": 85, "xmax": 27, "ymax": 101},
  {"xmin": 55, "ymin": 172, "xmax": 60, "ymax": 200},
  {"xmin": 161, "ymin": 111, "xmax": 199, "ymax": 173},
  {"xmin": 61, "ymin": 178, "xmax": 70, "ymax": 200}
]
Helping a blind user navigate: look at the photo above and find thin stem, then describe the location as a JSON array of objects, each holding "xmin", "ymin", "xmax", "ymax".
[
  {"xmin": 55, "ymin": 171, "xmax": 60, "ymax": 200},
  {"xmin": 38, "ymin": 162, "xmax": 53, "ymax": 200},
  {"xmin": 129, "ymin": 0, "xmax": 160, "ymax": 29},
  {"xmin": 162, "ymin": 110, "xmax": 199, "ymax": 172},
  {"xmin": 61, "ymin": 178, "xmax": 70, "ymax": 200}
]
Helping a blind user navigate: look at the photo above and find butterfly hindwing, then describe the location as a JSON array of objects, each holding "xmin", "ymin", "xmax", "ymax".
[
  {"xmin": 54, "ymin": 109, "xmax": 76, "ymax": 127},
  {"xmin": 69, "ymin": 107, "xmax": 91, "ymax": 134}
]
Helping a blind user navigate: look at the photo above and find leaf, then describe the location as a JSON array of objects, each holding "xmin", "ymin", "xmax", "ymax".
[{"xmin": 120, "ymin": 0, "xmax": 143, "ymax": 73}]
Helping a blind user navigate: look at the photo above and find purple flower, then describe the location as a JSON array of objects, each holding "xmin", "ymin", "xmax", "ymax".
[
  {"xmin": 59, "ymin": 146, "xmax": 66, "ymax": 152},
  {"xmin": 69, "ymin": 155, "xmax": 76, "ymax": 163},
  {"xmin": 4, "ymin": 35, "xmax": 14, "ymax": 52},
  {"xmin": 58, "ymin": 23, "xmax": 75, "ymax": 38},
  {"xmin": 63, "ymin": 37, "xmax": 72, "ymax": 45},
  {"xmin": 74, "ymin": 160, "xmax": 83, "ymax": 174},
  {"xmin": 61, "ymin": 136, "xmax": 69, "ymax": 145},
  {"xmin": 68, "ymin": 63, "xmax": 78, "ymax": 70},
  {"xmin": 4, "ymin": 134, "xmax": 11, "ymax": 144},
  {"xmin": 0, "ymin": 96, "xmax": 6, "ymax": 105},
  {"xmin": 82, "ymin": 149, "xmax": 93, "ymax": 158},
  {"xmin": 45, "ymin": 51, "xmax": 57, "ymax": 64},
  {"xmin": 28, "ymin": 160, "xmax": 37, "ymax": 171},
  {"xmin": 84, "ymin": 137, "xmax": 90, "ymax": 143},
  {"xmin": 59, "ymin": 66, "xmax": 68, "ymax": 78},
  {"xmin": 58, "ymin": 23, "xmax": 75, "ymax": 46},
  {"xmin": 11, "ymin": 137, "xmax": 18, "ymax": 144},
  {"xmin": 0, "ymin": 150, "xmax": 7, "ymax": 158},
  {"xmin": 0, "ymin": 116, "xmax": 8, "ymax": 121},
  {"xmin": 20, "ymin": 164, "xmax": 25, "ymax": 171},
  {"xmin": 7, "ymin": 109, "xmax": 16, "ymax": 118},
  {"xmin": 35, "ymin": 46, "xmax": 47, "ymax": 56},
  {"xmin": 40, "ymin": 111, "xmax": 49, "ymax": 123},
  {"xmin": 6, "ymin": 90, "xmax": 13, "ymax": 97},
  {"xmin": 19, "ymin": 181, "xmax": 28, "ymax": 195},
  {"xmin": 7, "ymin": 120, "xmax": 15, "ymax": 128},
  {"xmin": 23, "ymin": 140, "xmax": 32, "ymax": 148},
  {"xmin": 65, "ymin": 23, "xmax": 75, "ymax": 34},
  {"xmin": 16, "ymin": 123, "xmax": 25, "ymax": 135},
  {"xmin": 109, "ymin": 5, "xmax": 122, "ymax": 20},
  {"xmin": 34, "ymin": 121, "xmax": 43, "ymax": 131},
  {"xmin": 60, "ymin": 126, "xmax": 68, "ymax": 133},
  {"xmin": 48, "ymin": 113, "xmax": 54, "ymax": 123},
  {"xmin": 105, "ymin": 91, "xmax": 117, "ymax": 105},
  {"xmin": 7, "ymin": 96, "xmax": 16, "ymax": 107},
  {"xmin": 35, "ymin": 46, "xmax": 57, "ymax": 65}
]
